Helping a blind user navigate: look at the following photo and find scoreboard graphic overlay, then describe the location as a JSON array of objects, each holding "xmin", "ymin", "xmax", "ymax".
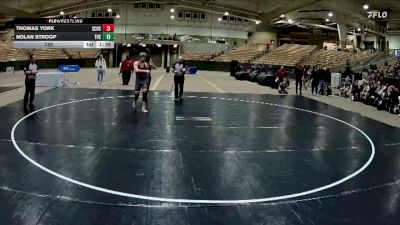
[{"xmin": 14, "ymin": 18, "xmax": 114, "ymax": 49}]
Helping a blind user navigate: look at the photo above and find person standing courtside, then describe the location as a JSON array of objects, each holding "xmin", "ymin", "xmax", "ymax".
[
  {"xmin": 95, "ymin": 53, "xmax": 107, "ymax": 86},
  {"xmin": 173, "ymin": 57, "xmax": 186, "ymax": 102},
  {"xmin": 310, "ymin": 66, "xmax": 319, "ymax": 95},
  {"xmin": 23, "ymin": 54, "xmax": 38, "ymax": 112},
  {"xmin": 317, "ymin": 67, "xmax": 326, "ymax": 95},
  {"xmin": 295, "ymin": 65, "xmax": 303, "ymax": 95},
  {"xmin": 302, "ymin": 65, "xmax": 309, "ymax": 90},
  {"xmin": 120, "ymin": 55, "xmax": 133, "ymax": 85},
  {"xmin": 133, "ymin": 52, "xmax": 151, "ymax": 112},
  {"xmin": 324, "ymin": 68, "xmax": 332, "ymax": 96}
]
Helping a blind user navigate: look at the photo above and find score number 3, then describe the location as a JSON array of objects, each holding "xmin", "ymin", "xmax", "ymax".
[{"xmin": 102, "ymin": 24, "xmax": 114, "ymax": 32}]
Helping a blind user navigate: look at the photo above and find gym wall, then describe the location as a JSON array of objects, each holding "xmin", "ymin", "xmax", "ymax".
[{"xmin": 78, "ymin": 4, "xmax": 253, "ymax": 41}]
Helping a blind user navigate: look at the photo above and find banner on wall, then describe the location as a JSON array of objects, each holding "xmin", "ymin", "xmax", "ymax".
[
  {"xmin": 367, "ymin": 9, "xmax": 391, "ymax": 21},
  {"xmin": 367, "ymin": 10, "xmax": 388, "ymax": 19},
  {"xmin": 58, "ymin": 65, "xmax": 80, "ymax": 72}
]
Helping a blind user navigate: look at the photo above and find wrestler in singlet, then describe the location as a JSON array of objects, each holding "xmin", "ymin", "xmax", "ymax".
[
  {"xmin": 133, "ymin": 52, "xmax": 150, "ymax": 112},
  {"xmin": 145, "ymin": 55, "xmax": 155, "ymax": 89}
]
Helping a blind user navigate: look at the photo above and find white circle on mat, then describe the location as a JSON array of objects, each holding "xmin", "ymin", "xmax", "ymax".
[{"xmin": 11, "ymin": 95, "xmax": 375, "ymax": 204}]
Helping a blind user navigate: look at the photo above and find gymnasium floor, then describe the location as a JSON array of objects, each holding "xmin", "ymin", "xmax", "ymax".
[{"xmin": 0, "ymin": 68, "xmax": 399, "ymax": 225}]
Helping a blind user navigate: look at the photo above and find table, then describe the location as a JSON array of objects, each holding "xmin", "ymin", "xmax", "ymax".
[
  {"xmin": 6, "ymin": 67, "xmax": 14, "ymax": 75},
  {"xmin": 331, "ymin": 73, "xmax": 341, "ymax": 88},
  {"xmin": 36, "ymin": 71, "xmax": 65, "ymax": 87}
]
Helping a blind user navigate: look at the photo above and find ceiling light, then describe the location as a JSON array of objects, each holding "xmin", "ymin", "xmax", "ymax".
[
  {"xmin": 170, "ymin": 15, "xmax": 175, "ymax": 19},
  {"xmin": 170, "ymin": 8, "xmax": 175, "ymax": 13},
  {"xmin": 224, "ymin": 12, "xmax": 229, "ymax": 16},
  {"xmin": 328, "ymin": 12, "xmax": 333, "ymax": 17},
  {"xmin": 255, "ymin": 20, "xmax": 261, "ymax": 24},
  {"xmin": 173, "ymin": 44, "xmax": 178, "ymax": 48},
  {"xmin": 60, "ymin": 11, "xmax": 64, "ymax": 15},
  {"xmin": 127, "ymin": 44, "xmax": 131, "ymax": 47},
  {"xmin": 325, "ymin": 18, "xmax": 330, "ymax": 22},
  {"xmin": 280, "ymin": 15, "xmax": 285, "ymax": 18},
  {"xmin": 218, "ymin": 17, "xmax": 222, "ymax": 21},
  {"xmin": 363, "ymin": 4, "xmax": 369, "ymax": 10},
  {"xmin": 116, "ymin": 14, "xmax": 120, "ymax": 19},
  {"xmin": 108, "ymin": 8, "xmax": 112, "ymax": 12}
]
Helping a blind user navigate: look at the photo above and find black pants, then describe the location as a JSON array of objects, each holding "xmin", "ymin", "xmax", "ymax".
[
  {"xmin": 311, "ymin": 82, "xmax": 318, "ymax": 95},
  {"xmin": 174, "ymin": 76, "xmax": 185, "ymax": 99},
  {"xmin": 295, "ymin": 80, "xmax": 302, "ymax": 95},
  {"xmin": 148, "ymin": 75, "xmax": 152, "ymax": 89},
  {"xmin": 122, "ymin": 71, "xmax": 131, "ymax": 85},
  {"xmin": 24, "ymin": 79, "xmax": 35, "ymax": 108}
]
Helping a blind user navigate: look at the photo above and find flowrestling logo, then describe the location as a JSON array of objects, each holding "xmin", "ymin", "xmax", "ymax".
[
  {"xmin": 367, "ymin": 10, "xmax": 388, "ymax": 19},
  {"xmin": 46, "ymin": 18, "xmax": 84, "ymax": 24}
]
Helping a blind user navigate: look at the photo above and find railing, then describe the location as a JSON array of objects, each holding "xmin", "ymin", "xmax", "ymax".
[
  {"xmin": 62, "ymin": 49, "xmax": 72, "ymax": 58},
  {"xmin": 297, "ymin": 47, "xmax": 318, "ymax": 66}
]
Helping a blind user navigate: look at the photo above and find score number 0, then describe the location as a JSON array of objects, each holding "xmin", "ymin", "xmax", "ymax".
[{"xmin": 102, "ymin": 24, "xmax": 115, "ymax": 41}]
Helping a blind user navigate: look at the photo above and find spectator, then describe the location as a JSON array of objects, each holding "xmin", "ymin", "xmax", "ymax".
[
  {"xmin": 95, "ymin": 53, "xmax": 107, "ymax": 85},
  {"xmin": 302, "ymin": 65, "xmax": 309, "ymax": 90},
  {"xmin": 324, "ymin": 68, "xmax": 332, "ymax": 95},
  {"xmin": 388, "ymin": 85, "xmax": 399, "ymax": 114},
  {"xmin": 317, "ymin": 67, "xmax": 326, "ymax": 95},
  {"xmin": 361, "ymin": 69, "xmax": 369, "ymax": 79},
  {"xmin": 275, "ymin": 66, "xmax": 288, "ymax": 94},
  {"xmin": 343, "ymin": 66, "xmax": 353, "ymax": 80},
  {"xmin": 310, "ymin": 66, "xmax": 319, "ymax": 95},
  {"xmin": 360, "ymin": 80, "xmax": 371, "ymax": 103},
  {"xmin": 335, "ymin": 60, "xmax": 400, "ymax": 116},
  {"xmin": 295, "ymin": 66, "xmax": 303, "ymax": 95},
  {"xmin": 120, "ymin": 55, "xmax": 133, "ymax": 85},
  {"xmin": 370, "ymin": 63, "xmax": 378, "ymax": 71}
]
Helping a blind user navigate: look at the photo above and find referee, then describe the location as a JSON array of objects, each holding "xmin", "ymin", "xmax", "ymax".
[{"xmin": 23, "ymin": 54, "xmax": 38, "ymax": 112}]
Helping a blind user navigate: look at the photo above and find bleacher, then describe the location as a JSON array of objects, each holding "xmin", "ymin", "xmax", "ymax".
[
  {"xmin": 253, "ymin": 44, "xmax": 316, "ymax": 66},
  {"xmin": 305, "ymin": 50, "xmax": 376, "ymax": 68},
  {"xmin": 65, "ymin": 49, "xmax": 99, "ymax": 59},
  {"xmin": 181, "ymin": 44, "xmax": 382, "ymax": 69},
  {"xmin": 0, "ymin": 41, "xmax": 27, "ymax": 62},
  {"xmin": 182, "ymin": 52, "xmax": 219, "ymax": 61},
  {"xmin": 29, "ymin": 49, "xmax": 67, "ymax": 60},
  {"xmin": 213, "ymin": 44, "xmax": 267, "ymax": 63},
  {"xmin": 376, "ymin": 56, "xmax": 399, "ymax": 71}
]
